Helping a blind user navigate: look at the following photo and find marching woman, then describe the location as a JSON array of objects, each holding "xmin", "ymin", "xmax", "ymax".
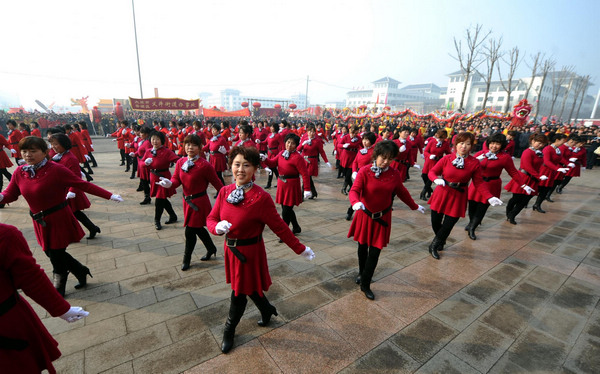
[
  {"xmin": 0, "ymin": 137, "xmax": 123, "ymax": 296},
  {"xmin": 297, "ymin": 123, "xmax": 331, "ymax": 199},
  {"xmin": 532, "ymin": 134, "xmax": 570, "ymax": 213},
  {"xmin": 64, "ymin": 124, "xmax": 93, "ymax": 181},
  {"xmin": 427, "ymin": 132, "xmax": 502, "ymax": 260},
  {"xmin": 340, "ymin": 125, "xmax": 362, "ymax": 195},
  {"xmin": 203, "ymin": 122, "xmax": 229, "ymax": 187},
  {"xmin": 49, "ymin": 133, "xmax": 102, "ymax": 239},
  {"xmin": 157, "ymin": 135, "xmax": 224, "ymax": 270},
  {"xmin": 233, "ymin": 124, "xmax": 257, "ymax": 149},
  {"xmin": 135, "ymin": 127, "xmax": 154, "ymax": 205},
  {"xmin": 557, "ymin": 136, "xmax": 586, "ymax": 194},
  {"xmin": 6, "ymin": 120, "xmax": 23, "ymax": 163},
  {"xmin": 464, "ymin": 133, "xmax": 531, "ymax": 240},
  {"xmin": 332, "ymin": 124, "xmax": 348, "ymax": 178},
  {"xmin": 143, "ymin": 131, "xmax": 179, "ymax": 230},
  {"xmin": 345, "ymin": 131, "xmax": 377, "ymax": 221},
  {"xmin": 78, "ymin": 122, "xmax": 98, "ymax": 167},
  {"xmin": 262, "ymin": 133, "xmax": 312, "ymax": 236},
  {"xmin": 420, "ymin": 129, "xmax": 451, "ymax": 201},
  {"xmin": 30, "ymin": 121, "xmax": 42, "ymax": 137},
  {"xmin": 0, "ymin": 223, "xmax": 89, "ymax": 374},
  {"xmin": 207, "ymin": 146, "xmax": 315, "ymax": 353},
  {"xmin": 505, "ymin": 134, "xmax": 548, "ymax": 224},
  {"xmin": 264, "ymin": 122, "xmax": 282, "ymax": 189},
  {"xmin": 0, "ymin": 133, "xmax": 13, "ymax": 208},
  {"xmin": 348, "ymin": 140, "xmax": 425, "ymax": 300},
  {"xmin": 392, "ymin": 126, "xmax": 416, "ymax": 182},
  {"xmin": 545, "ymin": 134, "xmax": 575, "ymax": 203}
]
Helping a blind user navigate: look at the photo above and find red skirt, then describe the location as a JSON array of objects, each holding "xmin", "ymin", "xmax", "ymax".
[
  {"xmin": 150, "ymin": 171, "xmax": 176, "ymax": 198},
  {"xmin": 428, "ymin": 185, "xmax": 468, "ymax": 218},
  {"xmin": 0, "ymin": 149, "xmax": 13, "ymax": 168},
  {"xmin": 347, "ymin": 209, "xmax": 392, "ymax": 249},
  {"xmin": 67, "ymin": 188, "xmax": 91, "ymax": 211},
  {"xmin": 468, "ymin": 178, "xmax": 501, "ymax": 203},
  {"xmin": 209, "ymin": 153, "xmax": 228, "ymax": 172},
  {"xmin": 275, "ymin": 176, "xmax": 302, "ymax": 206},
  {"xmin": 224, "ymin": 240, "xmax": 272, "ymax": 297}
]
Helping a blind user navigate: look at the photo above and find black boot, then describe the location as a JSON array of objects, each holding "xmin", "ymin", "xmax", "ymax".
[
  {"xmin": 428, "ymin": 237, "xmax": 442, "ymax": 260},
  {"xmin": 71, "ymin": 264, "xmax": 93, "ymax": 289},
  {"xmin": 53, "ymin": 272, "xmax": 68, "ymax": 297},
  {"xmin": 140, "ymin": 197, "xmax": 152, "ymax": 205},
  {"xmin": 532, "ymin": 205, "xmax": 546, "ymax": 213},
  {"xmin": 265, "ymin": 172, "xmax": 273, "ymax": 189},
  {"xmin": 200, "ymin": 247, "xmax": 217, "ymax": 261},
  {"xmin": 165, "ymin": 215, "xmax": 178, "ymax": 224},
  {"xmin": 345, "ymin": 206, "xmax": 354, "ymax": 221},
  {"xmin": 249, "ymin": 293, "xmax": 278, "ymax": 327},
  {"xmin": 182, "ymin": 245, "xmax": 193, "ymax": 271},
  {"xmin": 136, "ymin": 181, "xmax": 144, "ymax": 192},
  {"xmin": 555, "ymin": 185, "xmax": 563, "ymax": 194},
  {"xmin": 221, "ymin": 294, "xmax": 248, "ymax": 353},
  {"xmin": 419, "ymin": 187, "xmax": 427, "ymax": 201},
  {"xmin": 356, "ymin": 244, "xmax": 367, "ymax": 285},
  {"xmin": 154, "ymin": 220, "xmax": 162, "ymax": 230},
  {"xmin": 360, "ymin": 248, "xmax": 380, "ymax": 300}
]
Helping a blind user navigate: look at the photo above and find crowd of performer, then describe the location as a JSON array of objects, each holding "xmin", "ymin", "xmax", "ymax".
[{"xmin": 0, "ymin": 113, "xmax": 595, "ymax": 371}]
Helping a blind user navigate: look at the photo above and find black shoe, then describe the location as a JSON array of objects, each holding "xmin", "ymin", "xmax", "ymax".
[
  {"xmin": 129, "ymin": 175, "xmax": 136, "ymax": 179},
  {"xmin": 155, "ymin": 220, "xmax": 162, "ymax": 230},
  {"xmin": 74, "ymin": 267, "xmax": 93, "ymax": 289},
  {"xmin": 165, "ymin": 216, "xmax": 178, "ymax": 224},
  {"xmin": 360, "ymin": 285, "xmax": 375, "ymax": 300},
  {"xmin": 546, "ymin": 196, "xmax": 554, "ymax": 202},
  {"xmin": 92, "ymin": 163, "xmax": 98, "ymax": 167},
  {"xmin": 181, "ymin": 261, "xmax": 191, "ymax": 271},
  {"xmin": 87, "ymin": 169, "xmax": 94, "ymax": 175},
  {"xmin": 120, "ymin": 161, "xmax": 125, "ymax": 166},
  {"xmin": 87, "ymin": 226, "xmax": 101, "ymax": 239},
  {"xmin": 345, "ymin": 212, "xmax": 353, "ymax": 221},
  {"xmin": 419, "ymin": 190, "xmax": 427, "ymax": 201},
  {"xmin": 0, "ymin": 204, "xmax": 4, "ymax": 209},
  {"xmin": 532, "ymin": 205, "xmax": 546, "ymax": 213},
  {"xmin": 257, "ymin": 304, "xmax": 278, "ymax": 327},
  {"xmin": 292, "ymin": 226, "xmax": 301, "ymax": 235},
  {"xmin": 355, "ymin": 274, "xmax": 361, "ymax": 285},
  {"xmin": 464, "ymin": 223, "xmax": 472, "ymax": 231},
  {"xmin": 214, "ymin": 194, "xmax": 218, "ymax": 199},
  {"xmin": 278, "ymin": 238, "xmax": 283, "ymax": 243},
  {"xmin": 264, "ymin": 184, "xmax": 271, "ymax": 189},
  {"xmin": 428, "ymin": 238, "xmax": 441, "ymax": 260},
  {"xmin": 507, "ymin": 217, "xmax": 517, "ymax": 225},
  {"xmin": 468, "ymin": 228, "xmax": 477, "ymax": 240},
  {"xmin": 86, "ymin": 175, "xmax": 93, "ymax": 182},
  {"xmin": 140, "ymin": 198, "xmax": 151, "ymax": 205},
  {"xmin": 556, "ymin": 186, "xmax": 563, "ymax": 194},
  {"xmin": 341, "ymin": 187, "xmax": 348, "ymax": 195},
  {"xmin": 136, "ymin": 186, "xmax": 144, "ymax": 192},
  {"xmin": 200, "ymin": 249, "xmax": 217, "ymax": 261}
]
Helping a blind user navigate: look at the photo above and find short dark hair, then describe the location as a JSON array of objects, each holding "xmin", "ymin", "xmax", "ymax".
[
  {"xmin": 183, "ymin": 134, "xmax": 202, "ymax": 147},
  {"xmin": 19, "ymin": 136, "xmax": 48, "ymax": 152},
  {"xmin": 372, "ymin": 140, "xmax": 399, "ymax": 160},
  {"xmin": 486, "ymin": 133, "xmax": 507, "ymax": 150},
  {"xmin": 269, "ymin": 122, "xmax": 280, "ymax": 133},
  {"xmin": 151, "ymin": 131, "xmax": 166, "ymax": 145},
  {"xmin": 551, "ymin": 133, "xmax": 567, "ymax": 142},
  {"xmin": 454, "ymin": 132, "xmax": 475, "ymax": 146},
  {"xmin": 238, "ymin": 124, "xmax": 252, "ymax": 136},
  {"xmin": 436, "ymin": 129, "xmax": 448, "ymax": 139},
  {"xmin": 284, "ymin": 133, "xmax": 300, "ymax": 146},
  {"xmin": 530, "ymin": 133, "xmax": 548, "ymax": 144},
  {"xmin": 228, "ymin": 146, "xmax": 260, "ymax": 168},
  {"xmin": 49, "ymin": 133, "xmax": 72, "ymax": 150},
  {"xmin": 362, "ymin": 131, "xmax": 377, "ymax": 145},
  {"xmin": 47, "ymin": 127, "xmax": 65, "ymax": 135},
  {"xmin": 306, "ymin": 123, "xmax": 316, "ymax": 132}
]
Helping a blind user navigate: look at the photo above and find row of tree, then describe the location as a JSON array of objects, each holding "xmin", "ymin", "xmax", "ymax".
[{"xmin": 452, "ymin": 24, "xmax": 591, "ymax": 122}]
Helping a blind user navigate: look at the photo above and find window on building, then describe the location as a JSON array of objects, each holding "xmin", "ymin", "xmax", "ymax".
[
  {"xmin": 478, "ymin": 87, "xmax": 486, "ymax": 92},
  {"xmin": 477, "ymin": 97, "xmax": 483, "ymax": 102},
  {"xmin": 498, "ymin": 97, "xmax": 505, "ymax": 101}
]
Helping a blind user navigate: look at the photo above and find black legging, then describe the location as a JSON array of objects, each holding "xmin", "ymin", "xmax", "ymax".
[
  {"xmin": 281, "ymin": 204, "xmax": 300, "ymax": 231},
  {"xmin": 141, "ymin": 179, "xmax": 150, "ymax": 198},
  {"xmin": 431, "ymin": 209, "xmax": 460, "ymax": 243},
  {"xmin": 0, "ymin": 168, "xmax": 11, "ymax": 191},
  {"xmin": 155, "ymin": 198, "xmax": 176, "ymax": 221},
  {"xmin": 421, "ymin": 173, "xmax": 433, "ymax": 196},
  {"xmin": 506, "ymin": 193, "xmax": 534, "ymax": 220},
  {"xmin": 342, "ymin": 167, "xmax": 353, "ymax": 191},
  {"xmin": 309, "ymin": 177, "xmax": 317, "ymax": 197},
  {"xmin": 216, "ymin": 171, "xmax": 226, "ymax": 186},
  {"xmin": 45, "ymin": 248, "xmax": 83, "ymax": 275},
  {"xmin": 467, "ymin": 200, "xmax": 490, "ymax": 230},
  {"xmin": 185, "ymin": 226, "xmax": 217, "ymax": 254},
  {"xmin": 357, "ymin": 243, "xmax": 381, "ymax": 287},
  {"xmin": 559, "ymin": 176, "xmax": 572, "ymax": 189},
  {"xmin": 119, "ymin": 148, "xmax": 126, "ymax": 163},
  {"xmin": 73, "ymin": 210, "xmax": 97, "ymax": 233},
  {"xmin": 266, "ymin": 166, "xmax": 279, "ymax": 187},
  {"xmin": 533, "ymin": 186, "xmax": 551, "ymax": 208}
]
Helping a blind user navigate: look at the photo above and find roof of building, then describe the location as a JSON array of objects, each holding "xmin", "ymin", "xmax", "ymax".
[
  {"xmin": 401, "ymin": 83, "xmax": 440, "ymax": 90},
  {"xmin": 372, "ymin": 76, "xmax": 401, "ymax": 84}
]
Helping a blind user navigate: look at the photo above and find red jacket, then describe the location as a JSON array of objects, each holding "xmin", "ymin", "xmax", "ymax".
[
  {"xmin": 7, "ymin": 129, "xmax": 22, "ymax": 159},
  {"xmin": 263, "ymin": 150, "xmax": 311, "ymax": 206},
  {"xmin": 297, "ymin": 136, "xmax": 328, "ymax": 177},
  {"xmin": 468, "ymin": 151, "xmax": 522, "ymax": 203}
]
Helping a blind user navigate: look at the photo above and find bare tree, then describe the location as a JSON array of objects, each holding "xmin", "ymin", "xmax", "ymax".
[
  {"xmin": 549, "ymin": 65, "xmax": 574, "ymax": 116},
  {"xmin": 533, "ymin": 57, "xmax": 555, "ymax": 119},
  {"xmin": 559, "ymin": 71, "xmax": 577, "ymax": 120},
  {"xmin": 450, "ymin": 24, "xmax": 492, "ymax": 111},
  {"xmin": 524, "ymin": 52, "xmax": 543, "ymax": 101},
  {"xmin": 497, "ymin": 46, "xmax": 522, "ymax": 112},
  {"xmin": 567, "ymin": 74, "xmax": 587, "ymax": 122},
  {"xmin": 480, "ymin": 37, "xmax": 503, "ymax": 110},
  {"xmin": 574, "ymin": 75, "xmax": 591, "ymax": 120}
]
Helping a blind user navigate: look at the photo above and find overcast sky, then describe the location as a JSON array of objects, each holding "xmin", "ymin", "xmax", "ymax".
[{"xmin": 1, "ymin": 0, "xmax": 598, "ymax": 111}]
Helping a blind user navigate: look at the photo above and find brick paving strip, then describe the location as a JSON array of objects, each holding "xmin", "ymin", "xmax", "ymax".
[{"xmin": 2, "ymin": 138, "xmax": 598, "ymax": 373}]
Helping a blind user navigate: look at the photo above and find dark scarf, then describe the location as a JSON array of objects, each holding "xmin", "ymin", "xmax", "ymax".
[
  {"xmin": 226, "ymin": 182, "xmax": 254, "ymax": 204},
  {"xmin": 22, "ymin": 158, "xmax": 48, "ymax": 178}
]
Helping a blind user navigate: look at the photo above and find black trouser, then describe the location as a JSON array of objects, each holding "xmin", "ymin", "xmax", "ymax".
[
  {"xmin": 467, "ymin": 200, "xmax": 490, "ymax": 230},
  {"xmin": 119, "ymin": 148, "xmax": 126, "ymax": 163},
  {"xmin": 141, "ymin": 179, "xmax": 150, "ymax": 198},
  {"xmin": 216, "ymin": 171, "xmax": 225, "ymax": 186},
  {"xmin": 546, "ymin": 179, "xmax": 561, "ymax": 199},
  {"xmin": 88, "ymin": 152, "xmax": 98, "ymax": 167},
  {"xmin": 534, "ymin": 186, "xmax": 551, "ymax": 208},
  {"xmin": 281, "ymin": 204, "xmax": 300, "ymax": 230},
  {"xmin": 266, "ymin": 166, "xmax": 279, "ymax": 187},
  {"xmin": 45, "ymin": 248, "xmax": 84, "ymax": 275},
  {"xmin": 431, "ymin": 209, "xmax": 460, "ymax": 242},
  {"xmin": 357, "ymin": 243, "xmax": 381, "ymax": 288},
  {"xmin": 0, "ymin": 168, "xmax": 11, "ymax": 191},
  {"xmin": 155, "ymin": 198, "xmax": 176, "ymax": 221},
  {"xmin": 559, "ymin": 176, "xmax": 572, "ymax": 189},
  {"xmin": 80, "ymin": 165, "xmax": 93, "ymax": 181},
  {"xmin": 421, "ymin": 173, "xmax": 433, "ymax": 194},
  {"xmin": 342, "ymin": 167, "xmax": 353, "ymax": 190},
  {"xmin": 130, "ymin": 157, "xmax": 138, "ymax": 176},
  {"xmin": 73, "ymin": 210, "xmax": 97, "ymax": 233},
  {"xmin": 185, "ymin": 226, "xmax": 216, "ymax": 254},
  {"xmin": 506, "ymin": 193, "xmax": 534, "ymax": 219},
  {"xmin": 309, "ymin": 177, "xmax": 317, "ymax": 197}
]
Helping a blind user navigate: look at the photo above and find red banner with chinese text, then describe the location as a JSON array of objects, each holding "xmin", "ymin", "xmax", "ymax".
[
  {"xmin": 129, "ymin": 97, "xmax": 200, "ymax": 111},
  {"xmin": 202, "ymin": 108, "xmax": 251, "ymax": 117}
]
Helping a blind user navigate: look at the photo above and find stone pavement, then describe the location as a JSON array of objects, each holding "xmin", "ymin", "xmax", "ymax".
[{"xmin": 2, "ymin": 138, "xmax": 599, "ymax": 373}]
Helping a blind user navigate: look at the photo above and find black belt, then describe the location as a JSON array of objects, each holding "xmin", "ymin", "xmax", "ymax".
[
  {"xmin": 346, "ymin": 149, "xmax": 358, "ymax": 152},
  {"xmin": 10, "ymin": 142, "xmax": 18, "ymax": 145},
  {"xmin": 307, "ymin": 155, "xmax": 318, "ymax": 158},
  {"xmin": 225, "ymin": 234, "xmax": 262, "ymax": 263},
  {"xmin": 520, "ymin": 169, "xmax": 538, "ymax": 182},
  {"xmin": 362, "ymin": 204, "xmax": 393, "ymax": 227},
  {"xmin": 29, "ymin": 201, "xmax": 68, "ymax": 227},
  {"xmin": 482, "ymin": 176, "xmax": 500, "ymax": 182},
  {"xmin": 150, "ymin": 168, "xmax": 168, "ymax": 177},
  {"xmin": 183, "ymin": 191, "xmax": 206, "ymax": 211},
  {"xmin": 268, "ymin": 147, "xmax": 278, "ymax": 150},
  {"xmin": 0, "ymin": 293, "xmax": 18, "ymax": 316},
  {"xmin": 443, "ymin": 179, "xmax": 468, "ymax": 193},
  {"xmin": 279, "ymin": 174, "xmax": 299, "ymax": 183},
  {"xmin": 0, "ymin": 336, "xmax": 28, "ymax": 351}
]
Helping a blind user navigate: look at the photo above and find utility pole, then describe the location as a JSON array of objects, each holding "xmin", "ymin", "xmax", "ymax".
[
  {"xmin": 132, "ymin": 0, "xmax": 143, "ymax": 98},
  {"xmin": 305, "ymin": 75, "xmax": 309, "ymax": 109}
]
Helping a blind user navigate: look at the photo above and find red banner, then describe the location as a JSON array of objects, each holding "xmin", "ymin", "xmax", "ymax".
[
  {"xmin": 202, "ymin": 108, "xmax": 251, "ymax": 118},
  {"xmin": 129, "ymin": 97, "xmax": 200, "ymax": 111}
]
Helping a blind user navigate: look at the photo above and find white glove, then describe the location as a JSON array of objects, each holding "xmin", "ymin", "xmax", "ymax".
[
  {"xmin": 352, "ymin": 202, "xmax": 365, "ymax": 211},
  {"xmin": 476, "ymin": 154, "xmax": 485, "ymax": 160},
  {"xmin": 557, "ymin": 167, "xmax": 569, "ymax": 173},
  {"xmin": 303, "ymin": 191, "xmax": 312, "ymax": 199},
  {"xmin": 129, "ymin": 152, "xmax": 135, "ymax": 157},
  {"xmin": 110, "ymin": 194, "xmax": 124, "ymax": 202},
  {"xmin": 488, "ymin": 197, "xmax": 503, "ymax": 206},
  {"xmin": 124, "ymin": 143, "xmax": 130, "ymax": 148},
  {"xmin": 66, "ymin": 192, "xmax": 76, "ymax": 199},
  {"xmin": 343, "ymin": 143, "xmax": 350, "ymax": 149},
  {"xmin": 567, "ymin": 163, "xmax": 575, "ymax": 168},
  {"xmin": 421, "ymin": 154, "xmax": 425, "ymax": 159},
  {"xmin": 417, "ymin": 205, "xmax": 426, "ymax": 214},
  {"xmin": 205, "ymin": 152, "xmax": 210, "ymax": 159},
  {"xmin": 434, "ymin": 178, "xmax": 445, "ymax": 186},
  {"xmin": 259, "ymin": 153, "xmax": 267, "ymax": 161},
  {"xmin": 228, "ymin": 137, "xmax": 233, "ymax": 141},
  {"xmin": 17, "ymin": 159, "xmax": 26, "ymax": 165},
  {"xmin": 255, "ymin": 139, "xmax": 261, "ymax": 144},
  {"xmin": 351, "ymin": 171, "xmax": 358, "ymax": 181},
  {"xmin": 112, "ymin": 139, "xmax": 117, "ymax": 142},
  {"xmin": 90, "ymin": 144, "xmax": 94, "ymax": 151},
  {"xmin": 429, "ymin": 154, "xmax": 436, "ymax": 160},
  {"xmin": 413, "ymin": 164, "xmax": 421, "ymax": 169},
  {"xmin": 156, "ymin": 177, "xmax": 172, "ymax": 188},
  {"xmin": 60, "ymin": 306, "xmax": 89, "ymax": 322},
  {"xmin": 521, "ymin": 185, "xmax": 535, "ymax": 195},
  {"xmin": 302, "ymin": 140, "xmax": 310, "ymax": 146},
  {"xmin": 10, "ymin": 148, "xmax": 17, "ymax": 154},
  {"xmin": 512, "ymin": 156, "xmax": 515, "ymax": 160},
  {"xmin": 85, "ymin": 154, "xmax": 91, "ymax": 161},
  {"xmin": 569, "ymin": 157, "xmax": 578, "ymax": 162},
  {"xmin": 80, "ymin": 171, "xmax": 86, "ymax": 179},
  {"xmin": 218, "ymin": 145, "xmax": 227, "ymax": 154},
  {"xmin": 334, "ymin": 150, "xmax": 337, "ymax": 156},
  {"xmin": 399, "ymin": 145, "xmax": 406, "ymax": 152},
  {"xmin": 301, "ymin": 246, "xmax": 315, "ymax": 261},
  {"xmin": 264, "ymin": 167, "xmax": 272, "ymax": 175},
  {"xmin": 540, "ymin": 175, "xmax": 548, "ymax": 180},
  {"xmin": 106, "ymin": 134, "xmax": 111, "ymax": 137},
  {"xmin": 144, "ymin": 157, "xmax": 153, "ymax": 166},
  {"xmin": 215, "ymin": 220, "xmax": 232, "ymax": 235},
  {"xmin": 582, "ymin": 167, "xmax": 586, "ymax": 170},
  {"xmin": 325, "ymin": 162, "xmax": 332, "ymax": 168}
]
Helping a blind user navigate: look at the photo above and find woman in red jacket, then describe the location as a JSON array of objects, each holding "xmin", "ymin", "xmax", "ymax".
[
  {"xmin": 203, "ymin": 122, "xmax": 229, "ymax": 187},
  {"xmin": 332, "ymin": 125, "xmax": 347, "ymax": 178},
  {"xmin": 233, "ymin": 124, "xmax": 257, "ymax": 149},
  {"xmin": 532, "ymin": 134, "xmax": 570, "ymax": 213},
  {"xmin": 427, "ymin": 132, "xmax": 502, "ymax": 260},
  {"xmin": 505, "ymin": 134, "xmax": 548, "ymax": 224},
  {"xmin": 135, "ymin": 127, "xmax": 154, "ymax": 205},
  {"xmin": 0, "ymin": 223, "xmax": 89, "ymax": 374},
  {"xmin": 6, "ymin": 120, "xmax": 23, "ymax": 163},
  {"xmin": 262, "ymin": 133, "xmax": 312, "ymax": 236},
  {"xmin": 420, "ymin": 129, "xmax": 451, "ymax": 201},
  {"xmin": 340, "ymin": 125, "xmax": 362, "ymax": 195},
  {"xmin": 297, "ymin": 123, "xmax": 331, "ymax": 199},
  {"xmin": 557, "ymin": 136, "xmax": 586, "ymax": 194},
  {"xmin": 207, "ymin": 146, "xmax": 315, "ymax": 353},
  {"xmin": 0, "ymin": 137, "xmax": 123, "ymax": 295},
  {"xmin": 264, "ymin": 122, "xmax": 282, "ymax": 189},
  {"xmin": 0, "ymin": 133, "xmax": 13, "ymax": 208},
  {"xmin": 142, "ymin": 131, "xmax": 179, "ymax": 230},
  {"xmin": 348, "ymin": 140, "xmax": 425, "ymax": 300},
  {"xmin": 465, "ymin": 133, "xmax": 529, "ymax": 240},
  {"xmin": 78, "ymin": 122, "xmax": 98, "ymax": 167},
  {"xmin": 345, "ymin": 131, "xmax": 377, "ymax": 221},
  {"xmin": 157, "ymin": 135, "xmax": 224, "ymax": 270}
]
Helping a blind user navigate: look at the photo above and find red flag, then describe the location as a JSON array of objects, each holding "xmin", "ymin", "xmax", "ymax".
[
  {"xmin": 384, "ymin": 94, "xmax": 388, "ymax": 105},
  {"xmin": 376, "ymin": 94, "xmax": 380, "ymax": 104}
]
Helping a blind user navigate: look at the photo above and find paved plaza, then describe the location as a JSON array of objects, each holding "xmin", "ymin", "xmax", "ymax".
[{"xmin": 2, "ymin": 137, "xmax": 600, "ymax": 374}]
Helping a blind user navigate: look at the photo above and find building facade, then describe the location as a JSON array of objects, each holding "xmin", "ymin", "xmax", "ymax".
[{"xmin": 199, "ymin": 89, "xmax": 305, "ymax": 111}]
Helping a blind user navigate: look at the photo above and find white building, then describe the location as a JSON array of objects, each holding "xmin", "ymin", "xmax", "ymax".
[{"xmin": 199, "ymin": 89, "xmax": 304, "ymax": 111}]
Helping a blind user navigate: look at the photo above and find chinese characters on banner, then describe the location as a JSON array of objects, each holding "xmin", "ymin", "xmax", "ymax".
[{"xmin": 129, "ymin": 97, "xmax": 200, "ymax": 111}]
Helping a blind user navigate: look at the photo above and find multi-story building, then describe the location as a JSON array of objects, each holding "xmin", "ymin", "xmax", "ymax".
[{"xmin": 199, "ymin": 89, "xmax": 304, "ymax": 111}]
